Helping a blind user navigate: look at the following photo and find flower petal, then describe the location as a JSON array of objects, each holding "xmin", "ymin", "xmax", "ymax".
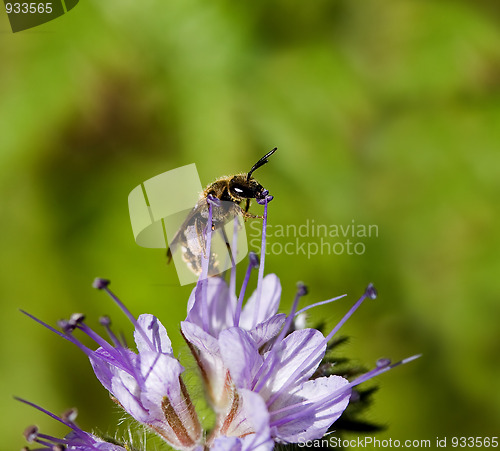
[
  {"xmin": 181, "ymin": 321, "xmax": 220, "ymax": 356},
  {"xmin": 249, "ymin": 314, "xmax": 286, "ymax": 348},
  {"xmin": 110, "ymin": 367, "xmax": 149, "ymax": 422},
  {"xmin": 186, "ymin": 278, "xmax": 236, "ymax": 337},
  {"xmin": 272, "ymin": 375, "xmax": 351, "ymax": 442},
  {"xmin": 181, "ymin": 321, "xmax": 229, "ymax": 408},
  {"xmin": 239, "ymin": 389, "xmax": 274, "ymax": 451},
  {"xmin": 240, "ymin": 274, "xmax": 281, "ymax": 329},
  {"xmin": 211, "ymin": 436, "xmax": 242, "ymax": 451},
  {"xmin": 65, "ymin": 430, "xmax": 127, "ymax": 450},
  {"xmin": 262, "ymin": 328, "xmax": 326, "ymax": 396},
  {"xmin": 89, "ymin": 347, "xmax": 139, "ymax": 394},
  {"xmin": 219, "ymin": 328, "xmax": 263, "ymax": 390},
  {"xmin": 139, "ymin": 351, "xmax": 184, "ymax": 411},
  {"xmin": 89, "ymin": 350, "xmax": 114, "ymax": 392},
  {"xmin": 135, "ymin": 314, "xmax": 172, "ymax": 355}
]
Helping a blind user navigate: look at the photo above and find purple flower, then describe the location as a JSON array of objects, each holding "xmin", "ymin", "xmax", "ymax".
[
  {"xmin": 20, "ymin": 196, "xmax": 420, "ymax": 450},
  {"xmin": 181, "ymin": 274, "xmax": 286, "ymax": 410},
  {"xmin": 209, "ymin": 390, "xmax": 274, "ymax": 451},
  {"xmin": 17, "ymin": 398, "xmax": 126, "ymax": 450},
  {"xmin": 179, "ymin": 198, "xmax": 419, "ymax": 446},
  {"xmin": 218, "ymin": 326, "xmax": 350, "ymax": 443},
  {"xmin": 21, "ymin": 280, "xmax": 202, "ymax": 451}
]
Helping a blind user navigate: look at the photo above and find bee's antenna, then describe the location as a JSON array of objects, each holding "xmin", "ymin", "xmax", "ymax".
[{"xmin": 247, "ymin": 147, "xmax": 277, "ymax": 180}]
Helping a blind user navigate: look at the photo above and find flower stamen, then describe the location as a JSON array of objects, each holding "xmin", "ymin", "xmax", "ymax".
[
  {"xmin": 294, "ymin": 293, "xmax": 346, "ymax": 317},
  {"xmin": 269, "ymin": 354, "xmax": 421, "ymax": 429},
  {"xmin": 324, "ymin": 283, "xmax": 377, "ymax": 343},
  {"xmin": 265, "ymin": 284, "xmax": 376, "ymax": 409},
  {"xmin": 252, "ymin": 282, "xmax": 308, "ymax": 393},
  {"xmin": 196, "ymin": 196, "xmax": 215, "ymax": 333},
  {"xmin": 234, "ymin": 252, "xmax": 259, "ymax": 327},
  {"xmin": 93, "ymin": 278, "xmax": 155, "ymax": 352},
  {"xmin": 254, "ymin": 196, "xmax": 270, "ymax": 324}
]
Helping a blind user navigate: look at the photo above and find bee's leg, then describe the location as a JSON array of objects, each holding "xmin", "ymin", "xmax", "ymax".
[
  {"xmin": 219, "ymin": 226, "xmax": 232, "ymax": 254},
  {"xmin": 243, "ymin": 212, "xmax": 264, "ymax": 220},
  {"xmin": 216, "ymin": 226, "xmax": 233, "ymax": 281},
  {"xmin": 238, "ymin": 203, "xmax": 263, "ymax": 220}
]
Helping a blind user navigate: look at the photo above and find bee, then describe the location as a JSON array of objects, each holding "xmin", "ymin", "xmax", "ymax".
[{"xmin": 167, "ymin": 147, "xmax": 277, "ymax": 277}]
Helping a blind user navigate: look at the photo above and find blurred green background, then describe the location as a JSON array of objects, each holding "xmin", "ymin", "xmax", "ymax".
[{"xmin": 2, "ymin": 0, "xmax": 500, "ymax": 449}]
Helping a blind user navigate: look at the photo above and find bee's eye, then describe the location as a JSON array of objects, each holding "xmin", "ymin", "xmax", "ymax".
[
  {"xmin": 230, "ymin": 180, "xmax": 258, "ymax": 198},
  {"xmin": 230, "ymin": 184, "xmax": 251, "ymax": 197}
]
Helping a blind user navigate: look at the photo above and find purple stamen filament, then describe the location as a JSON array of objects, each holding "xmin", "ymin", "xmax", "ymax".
[
  {"xmin": 101, "ymin": 317, "xmax": 124, "ymax": 348},
  {"xmin": 75, "ymin": 322, "xmax": 119, "ymax": 355},
  {"xmin": 254, "ymin": 197, "xmax": 269, "ymax": 325},
  {"xmin": 196, "ymin": 198, "xmax": 214, "ymax": 333},
  {"xmin": 324, "ymin": 290, "xmax": 370, "ymax": 343},
  {"xmin": 234, "ymin": 257, "xmax": 255, "ymax": 327},
  {"xmin": 22, "ymin": 308, "xmax": 146, "ymax": 384},
  {"xmin": 33, "ymin": 433, "xmax": 69, "ymax": 446},
  {"xmin": 100, "ymin": 286, "xmax": 155, "ymax": 353},
  {"xmin": 266, "ymin": 287, "xmax": 373, "ymax": 408},
  {"xmin": 15, "ymin": 398, "xmax": 92, "ymax": 445},
  {"xmin": 294, "ymin": 294, "xmax": 347, "ymax": 317},
  {"xmin": 229, "ymin": 211, "xmax": 239, "ymax": 310},
  {"xmin": 20, "ymin": 310, "xmax": 70, "ymax": 343},
  {"xmin": 252, "ymin": 285, "xmax": 306, "ymax": 393},
  {"xmin": 269, "ymin": 354, "xmax": 421, "ymax": 428}
]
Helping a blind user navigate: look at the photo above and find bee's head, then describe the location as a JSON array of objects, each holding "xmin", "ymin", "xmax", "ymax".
[
  {"xmin": 229, "ymin": 175, "xmax": 265, "ymax": 201},
  {"xmin": 228, "ymin": 148, "xmax": 277, "ymax": 201}
]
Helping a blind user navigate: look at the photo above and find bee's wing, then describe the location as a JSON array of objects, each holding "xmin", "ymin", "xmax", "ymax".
[
  {"xmin": 166, "ymin": 199, "xmax": 243, "ymax": 264},
  {"xmin": 166, "ymin": 199, "xmax": 207, "ymax": 263}
]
